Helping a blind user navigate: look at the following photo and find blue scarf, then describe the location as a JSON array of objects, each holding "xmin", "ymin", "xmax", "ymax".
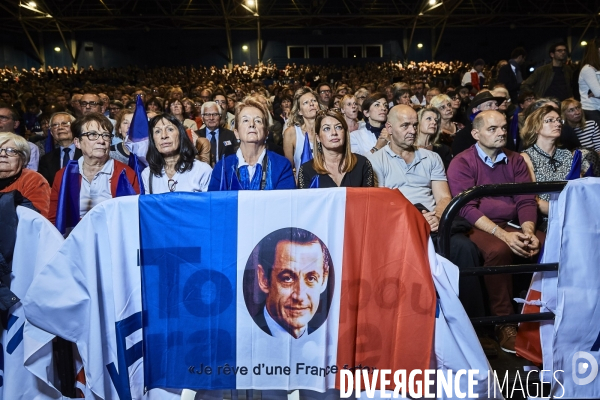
[
  {"xmin": 366, "ymin": 122, "xmax": 383, "ymax": 139},
  {"xmin": 221, "ymin": 154, "xmax": 273, "ymax": 190}
]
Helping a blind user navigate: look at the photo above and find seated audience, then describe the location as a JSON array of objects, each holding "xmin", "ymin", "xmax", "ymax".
[
  {"xmin": 38, "ymin": 111, "xmax": 81, "ymax": 186},
  {"xmin": 349, "ymin": 92, "xmax": 390, "ymax": 157},
  {"xmin": 49, "ymin": 113, "xmax": 140, "ymax": 223},
  {"xmin": 447, "ymin": 110, "xmax": 543, "ymax": 354},
  {"xmin": 298, "ymin": 110, "xmax": 373, "ymax": 188},
  {"xmin": 561, "ymin": 98, "xmax": 600, "ymax": 152},
  {"xmin": 0, "ymin": 132, "xmax": 50, "ymax": 217},
  {"xmin": 209, "ymin": 98, "xmax": 295, "ymax": 191},
  {"xmin": 416, "ymin": 106, "xmax": 453, "ymax": 171},
  {"xmin": 142, "ymin": 114, "xmax": 212, "ymax": 193}
]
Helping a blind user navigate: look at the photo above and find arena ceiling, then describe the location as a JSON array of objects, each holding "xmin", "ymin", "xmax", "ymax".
[{"xmin": 1, "ymin": 0, "xmax": 599, "ymax": 33}]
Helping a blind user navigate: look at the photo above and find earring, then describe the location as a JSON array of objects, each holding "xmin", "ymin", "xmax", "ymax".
[{"xmin": 317, "ymin": 141, "xmax": 323, "ymax": 152}]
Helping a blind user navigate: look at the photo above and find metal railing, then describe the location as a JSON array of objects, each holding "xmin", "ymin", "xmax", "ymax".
[{"xmin": 438, "ymin": 181, "xmax": 567, "ymax": 326}]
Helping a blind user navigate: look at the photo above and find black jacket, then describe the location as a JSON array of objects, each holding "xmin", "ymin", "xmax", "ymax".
[
  {"xmin": 195, "ymin": 127, "xmax": 237, "ymax": 167},
  {"xmin": 38, "ymin": 146, "xmax": 83, "ymax": 187}
]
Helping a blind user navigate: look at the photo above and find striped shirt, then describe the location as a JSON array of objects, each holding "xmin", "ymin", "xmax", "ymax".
[{"xmin": 574, "ymin": 120, "xmax": 600, "ymax": 151}]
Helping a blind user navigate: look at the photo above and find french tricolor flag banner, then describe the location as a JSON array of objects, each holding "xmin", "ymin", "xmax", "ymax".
[{"xmin": 139, "ymin": 188, "xmax": 436, "ymax": 392}]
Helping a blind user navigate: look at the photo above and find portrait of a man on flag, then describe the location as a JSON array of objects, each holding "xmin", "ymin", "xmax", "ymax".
[{"xmin": 245, "ymin": 227, "xmax": 334, "ymax": 339}]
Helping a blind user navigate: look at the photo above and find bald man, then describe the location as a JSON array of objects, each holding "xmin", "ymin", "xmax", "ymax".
[
  {"xmin": 447, "ymin": 110, "xmax": 542, "ymax": 354},
  {"xmin": 368, "ymin": 105, "xmax": 489, "ymax": 352}
]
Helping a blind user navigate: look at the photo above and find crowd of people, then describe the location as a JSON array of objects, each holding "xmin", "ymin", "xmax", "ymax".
[{"xmin": 2, "ymin": 39, "xmax": 600, "ymax": 358}]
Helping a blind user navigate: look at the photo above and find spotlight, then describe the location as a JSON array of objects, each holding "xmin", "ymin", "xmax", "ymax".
[
  {"xmin": 529, "ymin": 67, "xmax": 534, "ymax": 72},
  {"xmin": 417, "ymin": 43, "xmax": 423, "ymax": 49},
  {"xmin": 28, "ymin": 1, "xmax": 36, "ymax": 7},
  {"xmin": 581, "ymin": 41, "xmax": 588, "ymax": 46},
  {"xmin": 242, "ymin": 45, "xmax": 248, "ymax": 51},
  {"xmin": 428, "ymin": 0, "xmax": 436, "ymax": 5},
  {"xmin": 247, "ymin": 0, "xmax": 255, "ymax": 6},
  {"xmin": 54, "ymin": 47, "xmax": 60, "ymax": 52}
]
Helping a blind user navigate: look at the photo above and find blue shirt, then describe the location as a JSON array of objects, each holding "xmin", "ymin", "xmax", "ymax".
[
  {"xmin": 207, "ymin": 128, "xmax": 220, "ymax": 160},
  {"xmin": 59, "ymin": 143, "xmax": 77, "ymax": 168},
  {"xmin": 475, "ymin": 143, "xmax": 507, "ymax": 168}
]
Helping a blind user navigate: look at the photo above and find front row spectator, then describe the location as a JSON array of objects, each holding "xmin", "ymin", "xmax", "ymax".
[
  {"xmin": 298, "ymin": 110, "xmax": 373, "ymax": 188},
  {"xmin": 209, "ymin": 98, "xmax": 296, "ymax": 191},
  {"xmin": 447, "ymin": 110, "xmax": 543, "ymax": 354},
  {"xmin": 368, "ymin": 105, "xmax": 491, "ymax": 353},
  {"xmin": 49, "ymin": 113, "xmax": 140, "ymax": 224},
  {"xmin": 142, "ymin": 114, "xmax": 212, "ymax": 194},
  {"xmin": 0, "ymin": 132, "xmax": 50, "ymax": 217}
]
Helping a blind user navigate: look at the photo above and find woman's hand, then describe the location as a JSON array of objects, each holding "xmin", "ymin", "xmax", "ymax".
[{"xmin": 375, "ymin": 128, "xmax": 391, "ymax": 150}]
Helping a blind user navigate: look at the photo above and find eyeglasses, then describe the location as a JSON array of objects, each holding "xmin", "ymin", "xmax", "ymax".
[
  {"xmin": 168, "ymin": 179, "xmax": 178, "ymax": 192},
  {"xmin": 543, "ymin": 118, "xmax": 564, "ymax": 125},
  {"xmin": 80, "ymin": 131, "xmax": 113, "ymax": 141},
  {"xmin": 319, "ymin": 90, "xmax": 332, "ymax": 94},
  {"xmin": 80, "ymin": 101, "xmax": 100, "ymax": 107},
  {"xmin": 51, "ymin": 121, "xmax": 71, "ymax": 129},
  {"xmin": 0, "ymin": 147, "xmax": 21, "ymax": 157},
  {"xmin": 202, "ymin": 113, "xmax": 220, "ymax": 118}
]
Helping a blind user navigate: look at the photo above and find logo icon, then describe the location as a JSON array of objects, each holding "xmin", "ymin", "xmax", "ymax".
[{"xmin": 572, "ymin": 351, "xmax": 599, "ymax": 385}]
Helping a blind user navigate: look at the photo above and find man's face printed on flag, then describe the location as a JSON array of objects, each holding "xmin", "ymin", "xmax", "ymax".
[{"xmin": 257, "ymin": 239, "xmax": 328, "ymax": 339}]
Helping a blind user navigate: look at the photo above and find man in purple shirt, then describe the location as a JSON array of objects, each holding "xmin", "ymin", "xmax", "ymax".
[{"xmin": 447, "ymin": 110, "xmax": 543, "ymax": 354}]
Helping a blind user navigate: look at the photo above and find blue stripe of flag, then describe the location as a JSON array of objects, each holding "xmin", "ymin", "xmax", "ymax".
[{"xmin": 140, "ymin": 192, "xmax": 238, "ymax": 390}]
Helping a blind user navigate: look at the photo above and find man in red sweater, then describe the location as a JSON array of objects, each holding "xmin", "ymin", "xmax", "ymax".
[{"xmin": 447, "ymin": 110, "xmax": 542, "ymax": 354}]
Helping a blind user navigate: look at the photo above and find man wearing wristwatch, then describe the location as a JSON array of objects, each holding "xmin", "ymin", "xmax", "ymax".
[{"xmin": 447, "ymin": 109, "xmax": 543, "ymax": 354}]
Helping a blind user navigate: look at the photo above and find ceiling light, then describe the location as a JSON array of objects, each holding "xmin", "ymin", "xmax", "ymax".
[
  {"xmin": 428, "ymin": 0, "xmax": 436, "ymax": 5},
  {"xmin": 54, "ymin": 47, "xmax": 60, "ymax": 52},
  {"xmin": 581, "ymin": 41, "xmax": 588, "ymax": 46},
  {"xmin": 242, "ymin": 45, "xmax": 248, "ymax": 51},
  {"xmin": 417, "ymin": 43, "xmax": 423, "ymax": 49},
  {"xmin": 247, "ymin": 0, "xmax": 255, "ymax": 6},
  {"xmin": 28, "ymin": 1, "xmax": 36, "ymax": 7}
]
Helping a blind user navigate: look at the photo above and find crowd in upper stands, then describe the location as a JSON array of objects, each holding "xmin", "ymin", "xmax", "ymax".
[{"xmin": 2, "ymin": 40, "xmax": 600, "ymax": 357}]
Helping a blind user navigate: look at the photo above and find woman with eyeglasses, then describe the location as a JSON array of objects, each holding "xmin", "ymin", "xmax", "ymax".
[
  {"xmin": 143, "ymin": 113, "xmax": 212, "ymax": 194},
  {"xmin": 416, "ymin": 106, "xmax": 453, "ymax": 171},
  {"xmin": 49, "ymin": 113, "xmax": 140, "ymax": 224},
  {"xmin": 430, "ymin": 94, "xmax": 464, "ymax": 147},
  {"xmin": 349, "ymin": 92, "xmax": 390, "ymax": 157},
  {"xmin": 0, "ymin": 132, "xmax": 50, "ymax": 217},
  {"xmin": 520, "ymin": 105, "xmax": 585, "ymax": 220},
  {"xmin": 298, "ymin": 110, "xmax": 373, "ymax": 188},
  {"xmin": 165, "ymin": 98, "xmax": 198, "ymax": 131},
  {"xmin": 208, "ymin": 98, "xmax": 295, "ymax": 191},
  {"xmin": 561, "ymin": 98, "xmax": 600, "ymax": 152},
  {"xmin": 283, "ymin": 87, "xmax": 322, "ymax": 180}
]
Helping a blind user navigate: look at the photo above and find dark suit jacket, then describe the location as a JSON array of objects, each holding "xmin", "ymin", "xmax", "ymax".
[
  {"xmin": 195, "ymin": 127, "xmax": 237, "ymax": 167},
  {"xmin": 253, "ymin": 306, "xmax": 317, "ymax": 337},
  {"xmin": 38, "ymin": 147, "xmax": 83, "ymax": 187},
  {"xmin": 497, "ymin": 63, "xmax": 521, "ymax": 104}
]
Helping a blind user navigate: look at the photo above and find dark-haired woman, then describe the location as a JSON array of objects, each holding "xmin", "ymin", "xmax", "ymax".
[
  {"xmin": 349, "ymin": 92, "xmax": 390, "ymax": 157},
  {"xmin": 142, "ymin": 114, "xmax": 212, "ymax": 193},
  {"xmin": 165, "ymin": 98, "xmax": 198, "ymax": 131},
  {"xmin": 298, "ymin": 110, "xmax": 373, "ymax": 188}
]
